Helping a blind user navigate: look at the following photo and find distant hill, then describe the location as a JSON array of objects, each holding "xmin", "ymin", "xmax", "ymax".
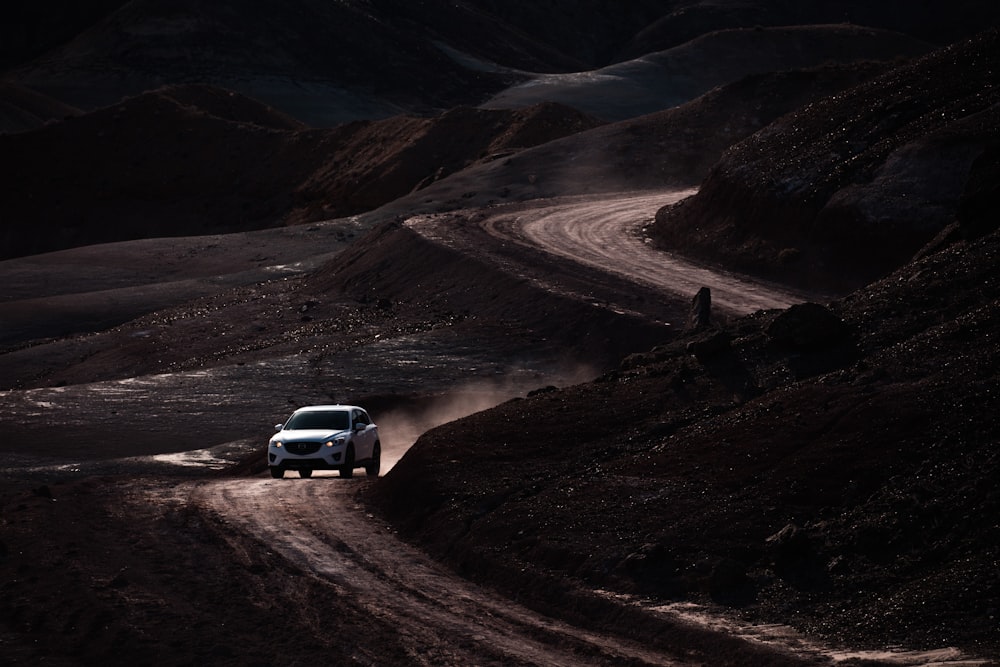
[
  {"xmin": 371, "ymin": 61, "xmax": 892, "ymax": 218},
  {"xmin": 483, "ymin": 24, "xmax": 930, "ymax": 121},
  {"xmin": 621, "ymin": 0, "xmax": 1000, "ymax": 58},
  {"xmin": 4, "ymin": 0, "xmax": 999, "ymax": 262},
  {"xmin": 5, "ymin": 0, "xmax": 999, "ymax": 126},
  {"xmin": 0, "ymin": 85, "xmax": 601, "ymax": 259},
  {"xmin": 3, "ymin": 0, "xmax": 667, "ymax": 126}
]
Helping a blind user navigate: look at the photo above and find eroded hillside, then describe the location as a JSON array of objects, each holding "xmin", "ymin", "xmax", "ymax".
[{"xmin": 651, "ymin": 28, "xmax": 1000, "ymax": 292}]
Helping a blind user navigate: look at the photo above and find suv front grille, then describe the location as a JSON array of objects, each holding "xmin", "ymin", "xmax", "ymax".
[{"xmin": 286, "ymin": 442, "xmax": 322, "ymax": 456}]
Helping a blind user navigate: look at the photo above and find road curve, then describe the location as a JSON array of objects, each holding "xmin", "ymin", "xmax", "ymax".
[
  {"xmin": 190, "ymin": 477, "xmax": 693, "ymax": 667},
  {"xmin": 488, "ymin": 190, "xmax": 817, "ymax": 315}
]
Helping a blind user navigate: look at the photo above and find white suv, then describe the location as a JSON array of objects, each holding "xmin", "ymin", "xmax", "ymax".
[{"xmin": 268, "ymin": 405, "xmax": 380, "ymax": 479}]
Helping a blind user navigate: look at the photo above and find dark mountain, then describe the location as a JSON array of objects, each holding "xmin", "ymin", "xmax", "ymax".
[
  {"xmin": 4, "ymin": 0, "xmax": 522, "ymax": 125},
  {"xmin": 0, "ymin": 3, "xmax": 945, "ymax": 259}
]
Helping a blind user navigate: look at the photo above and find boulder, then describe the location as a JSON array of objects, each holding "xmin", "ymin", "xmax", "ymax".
[
  {"xmin": 766, "ymin": 302, "xmax": 851, "ymax": 350},
  {"xmin": 690, "ymin": 286, "xmax": 712, "ymax": 329}
]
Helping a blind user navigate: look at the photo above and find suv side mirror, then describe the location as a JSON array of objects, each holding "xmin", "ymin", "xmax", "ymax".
[
  {"xmin": 354, "ymin": 422, "xmax": 366, "ymax": 432},
  {"xmin": 275, "ymin": 423, "xmax": 283, "ymax": 432}
]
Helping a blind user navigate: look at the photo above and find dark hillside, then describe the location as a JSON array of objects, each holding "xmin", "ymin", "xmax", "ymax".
[
  {"xmin": 436, "ymin": 0, "xmax": 669, "ymax": 69},
  {"xmin": 374, "ymin": 61, "xmax": 893, "ymax": 218},
  {"xmin": 289, "ymin": 103, "xmax": 603, "ymax": 222},
  {"xmin": 650, "ymin": 28, "xmax": 1000, "ymax": 293},
  {"xmin": 0, "ymin": 90, "xmax": 600, "ymax": 259},
  {"xmin": 368, "ymin": 190, "xmax": 1000, "ymax": 657}
]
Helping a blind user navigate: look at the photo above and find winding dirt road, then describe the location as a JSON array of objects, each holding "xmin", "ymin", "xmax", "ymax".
[
  {"xmin": 411, "ymin": 189, "xmax": 818, "ymax": 323},
  {"xmin": 160, "ymin": 191, "xmax": 875, "ymax": 666},
  {"xmin": 509, "ymin": 191, "xmax": 817, "ymax": 313}
]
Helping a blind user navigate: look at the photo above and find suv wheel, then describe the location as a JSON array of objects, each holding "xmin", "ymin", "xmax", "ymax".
[
  {"xmin": 269, "ymin": 467, "xmax": 285, "ymax": 479},
  {"xmin": 340, "ymin": 445, "xmax": 355, "ymax": 478},
  {"xmin": 365, "ymin": 442, "xmax": 381, "ymax": 477}
]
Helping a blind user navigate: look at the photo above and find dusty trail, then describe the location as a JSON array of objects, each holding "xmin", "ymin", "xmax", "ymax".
[
  {"xmin": 484, "ymin": 190, "xmax": 817, "ymax": 314},
  {"xmin": 407, "ymin": 189, "xmax": 819, "ymax": 326},
  {"xmin": 191, "ymin": 477, "xmax": 692, "ymax": 667}
]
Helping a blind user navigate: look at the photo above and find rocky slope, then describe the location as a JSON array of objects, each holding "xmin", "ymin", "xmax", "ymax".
[{"xmin": 650, "ymin": 28, "xmax": 1000, "ymax": 293}]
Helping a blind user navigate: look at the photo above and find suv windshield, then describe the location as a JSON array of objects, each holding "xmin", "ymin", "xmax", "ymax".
[{"xmin": 284, "ymin": 410, "xmax": 349, "ymax": 431}]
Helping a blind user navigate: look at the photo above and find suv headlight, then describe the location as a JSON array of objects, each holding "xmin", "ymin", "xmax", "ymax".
[
  {"xmin": 325, "ymin": 437, "xmax": 346, "ymax": 447},
  {"xmin": 271, "ymin": 440, "xmax": 283, "ymax": 448}
]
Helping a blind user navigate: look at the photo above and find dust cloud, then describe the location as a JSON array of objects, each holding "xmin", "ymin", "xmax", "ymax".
[{"xmin": 373, "ymin": 366, "xmax": 595, "ymax": 473}]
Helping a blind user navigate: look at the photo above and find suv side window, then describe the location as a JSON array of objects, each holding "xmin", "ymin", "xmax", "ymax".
[{"xmin": 354, "ymin": 410, "xmax": 370, "ymax": 426}]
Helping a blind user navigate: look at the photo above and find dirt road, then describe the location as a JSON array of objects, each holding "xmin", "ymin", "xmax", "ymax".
[
  {"xmin": 509, "ymin": 191, "xmax": 818, "ymax": 313},
  {"xmin": 409, "ymin": 190, "xmax": 819, "ymax": 323},
  {"xmin": 189, "ymin": 476, "xmax": 694, "ymax": 666}
]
